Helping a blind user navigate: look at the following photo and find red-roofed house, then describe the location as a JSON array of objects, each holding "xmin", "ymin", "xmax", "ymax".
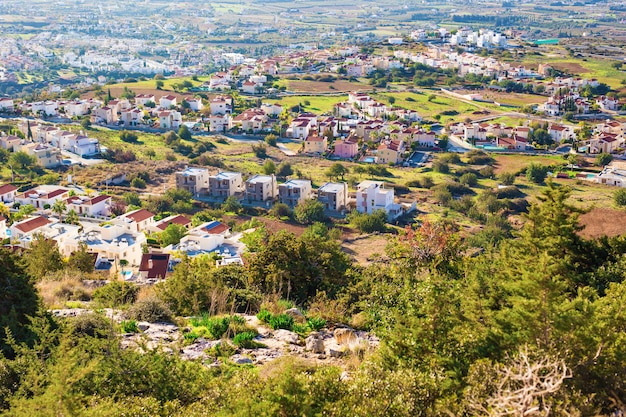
[
  {"xmin": 139, "ymin": 253, "xmax": 171, "ymax": 280},
  {"xmin": 334, "ymin": 137, "xmax": 359, "ymax": 159},
  {"xmin": 65, "ymin": 194, "xmax": 111, "ymax": 217},
  {"xmin": 159, "ymin": 95, "xmax": 177, "ymax": 109},
  {"xmin": 15, "ymin": 186, "xmax": 70, "ymax": 210},
  {"xmin": 153, "ymin": 215, "xmax": 192, "ymax": 232},
  {"xmin": 377, "ymin": 140, "xmax": 405, "ymax": 165},
  {"xmin": 10, "ymin": 216, "xmax": 51, "ymax": 240},
  {"xmin": 303, "ymin": 134, "xmax": 328, "ymax": 154},
  {"xmin": 0, "ymin": 184, "xmax": 18, "ymax": 203},
  {"xmin": 119, "ymin": 209, "xmax": 155, "ymax": 232}
]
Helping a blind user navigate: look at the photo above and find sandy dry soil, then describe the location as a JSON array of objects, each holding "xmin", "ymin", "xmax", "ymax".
[{"xmin": 578, "ymin": 207, "xmax": 626, "ymax": 239}]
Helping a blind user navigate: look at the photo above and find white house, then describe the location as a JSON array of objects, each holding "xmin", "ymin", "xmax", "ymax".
[
  {"xmin": 355, "ymin": 180, "xmax": 402, "ymax": 220},
  {"xmin": 159, "ymin": 110, "xmax": 182, "ymax": 130},
  {"xmin": 159, "ymin": 95, "xmax": 177, "ymax": 109}
]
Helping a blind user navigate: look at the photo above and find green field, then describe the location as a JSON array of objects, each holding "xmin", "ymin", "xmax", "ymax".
[
  {"xmin": 521, "ymin": 55, "xmax": 626, "ymax": 88},
  {"xmin": 265, "ymin": 95, "xmax": 347, "ymax": 114},
  {"xmin": 373, "ymin": 91, "xmax": 483, "ymax": 122}
]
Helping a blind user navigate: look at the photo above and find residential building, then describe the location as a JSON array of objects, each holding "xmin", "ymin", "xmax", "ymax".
[
  {"xmin": 175, "ymin": 167, "xmax": 210, "ymax": 196},
  {"xmin": 117, "ymin": 208, "xmax": 155, "ymax": 232},
  {"xmin": 355, "ymin": 180, "xmax": 402, "ymax": 220},
  {"xmin": 377, "ymin": 140, "xmax": 405, "ymax": 165},
  {"xmin": 171, "ymin": 221, "xmax": 231, "ymax": 254},
  {"xmin": 245, "ymin": 174, "xmax": 278, "ymax": 202},
  {"xmin": 159, "ymin": 110, "xmax": 182, "ymax": 130},
  {"xmin": 159, "ymin": 94, "xmax": 177, "ymax": 109},
  {"xmin": 65, "ymin": 223, "xmax": 147, "ymax": 267},
  {"xmin": 317, "ymin": 182, "xmax": 349, "ymax": 212},
  {"xmin": 135, "ymin": 94, "xmax": 156, "ymax": 107},
  {"xmin": 334, "ymin": 137, "xmax": 359, "ymax": 159},
  {"xmin": 210, "ymin": 96, "xmax": 233, "ymax": 115},
  {"xmin": 139, "ymin": 253, "xmax": 171, "ymax": 280},
  {"xmin": 303, "ymin": 134, "xmax": 328, "ymax": 154},
  {"xmin": 0, "ymin": 183, "xmax": 18, "ymax": 203},
  {"xmin": 10, "ymin": 215, "xmax": 52, "ymax": 241},
  {"xmin": 207, "ymin": 114, "xmax": 230, "ymax": 133},
  {"xmin": 278, "ymin": 179, "xmax": 313, "ymax": 207},
  {"xmin": 186, "ymin": 98, "xmax": 204, "ymax": 111},
  {"xmin": 14, "ymin": 186, "xmax": 70, "ymax": 210},
  {"xmin": 208, "ymin": 171, "xmax": 243, "ymax": 198},
  {"xmin": 153, "ymin": 215, "xmax": 192, "ymax": 232},
  {"xmin": 65, "ymin": 194, "xmax": 111, "ymax": 217}
]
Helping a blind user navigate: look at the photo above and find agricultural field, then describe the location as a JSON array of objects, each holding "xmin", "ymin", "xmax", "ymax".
[
  {"xmin": 373, "ymin": 91, "xmax": 484, "ymax": 122},
  {"xmin": 265, "ymin": 95, "xmax": 347, "ymax": 114},
  {"xmin": 275, "ymin": 78, "xmax": 369, "ymax": 93}
]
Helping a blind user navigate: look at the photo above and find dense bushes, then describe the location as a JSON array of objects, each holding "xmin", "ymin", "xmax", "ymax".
[{"xmin": 93, "ymin": 281, "xmax": 139, "ymax": 307}]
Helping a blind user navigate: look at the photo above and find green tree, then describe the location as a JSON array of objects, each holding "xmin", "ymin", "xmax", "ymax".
[
  {"xmin": 614, "ymin": 188, "xmax": 626, "ymax": 207},
  {"xmin": 262, "ymin": 159, "xmax": 276, "ymax": 175},
  {"xmin": 9, "ymin": 151, "xmax": 37, "ymax": 170},
  {"xmin": 65, "ymin": 209, "xmax": 80, "ymax": 226},
  {"xmin": 595, "ymin": 153, "xmax": 613, "ymax": 167},
  {"xmin": 246, "ymin": 230, "xmax": 350, "ymax": 304},
  {"xmin": 51, "ymin": 199, "xmax": 66, "ymax": 223},
  {"xmin": 326, "ymin": 163, "xmax": 348, "ymax": 181},
  {"xmin": 347, "ymin": 209, "xmax": 388, "ymax": 233},
  {"xmin": 67, "ymin": 242, "xmax": 95, "ymax": 273},
  {"xmin": 222, "ymin": 196, "xmax": 242, "ymax": 213},
  {"xmin": 276, "ymin": 161, "xmax": 293, "ymax": 178},
  {"xmin": 178, "ymin": 125, "xmax": 192, "ymax": 141},
  {"xmin": 160, "ymin": 223, "xmax": 188, "ymax": 247},
  {"xmin": 120, "ymin": 130, "xmax": 138, "ymax": 143},
  {"xmin": 80, "ymin": 117, "xmax": 91, "ymax": 130},
  {"xmin": 0, "ymin": 248, "xmax": 40, "ymax": 357},
  {"xmin": 526, "ymin": 163, "xmax": 548, "ymax": 184},
  {"xmin": 264, "ymin": 134, "xmax": 278, "ymax": 147},
  {"xmin": 155, "ymin": 80, "xmax": 164, "ymax": 90},
  {"xmin": 22, "ymin": 233, "xmax": 65, "ymax": 280},
  {"xmin": 294, "ymin": 199, "xmax": 326, "ymax": 225},
  {"xmin": 145, "ymin": 149, "xmax": 156, "ymax": 160}
]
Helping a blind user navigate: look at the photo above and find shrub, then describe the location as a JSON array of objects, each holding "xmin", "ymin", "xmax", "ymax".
[
  {"xmin": 233, "ymin": 331, "xmax": 264, "ymax": 348},
  {"xmin": 69, "ymin": 313, "xmax": 112, "ymax": 339},
  {"xmin": 479, "ymin": 166, "xmax": 495, "ymax": 178},
  {"xmin": 595, "ymin": 152, "xmax": 613, "ymax": 167},
  {"xmin": 127, "ymin": 297, "xmax": 173, "ymax": 323},
  {"xmin": 208, "ymin": 341, "xmax": 236, "ymax": 358},
  {"xmin": 120, "ymin": 320, "xmax": 139, "ymax": 333},
  {"xmin": 257, "ymin": 309, "xmax": 273, "ymax": 323},
  {"xmin": 206, "ymin": 316, "xmax": 232, "ymax": 339},
  {"xmin": 269, "ymin": 203, "xmax": 293, "ymax": 219},
  {"xmin": 406, "ymin": 176, "xmax": 435, "ymax": 189},
  {"xmin": 526, "ymin": 163, "xmax": 548, "ymax": 184},
  {"xmin": 466, "ymin": 150, "xmax": 494, "ymax": 165},
  {"xmin": 493, "ymin": 186, "xmax": 524, "ymax": 199},
  {"xmin": 439, "ymin": 153, "xmax": 461, "ymax": 164},
  {"xmin": 347, "ymin": 210, "xmax": 388, "ymax": 233},
  {"xmin": 307, "ymin": 317, "xmax": 327, "ymax": 331},
  {"xmin": 614, "ymin": 189, "xmax": 626, "ymax": 207},
  {"xmin": 131, "ymin": 177, "xmax": 147, "ymax": 189},
  {"xmin": 433, "ymin": 182, "xmax": 474, "ymax": 196},
  {"xmin": 432, "ymin": 160, "xmax": 449, "ymax": 174},
  {"xmin": 499, "ymin": 172, "xmax": 516, "ymax": 185},
  {"xmin": 93, "ymin": 282, "xmax": 139, "ymax": 307},
  {"xmin": 269, "ymin": 313, "xmax": 294, "ymax": 330},
  {"xmin": 459, "ymin": 173, "xmax": 478, "ymax": 187}
]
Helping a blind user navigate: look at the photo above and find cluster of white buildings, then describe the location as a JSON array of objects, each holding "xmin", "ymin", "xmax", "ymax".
[{"xmin": 449, "ymin": 28, "xmax": 507, "ymax": 49}]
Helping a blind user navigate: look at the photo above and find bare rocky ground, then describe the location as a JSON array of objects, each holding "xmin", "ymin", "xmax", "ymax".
[{"xmin": 51, "ymin": 308, "xmax": 379, "ymax": 367}]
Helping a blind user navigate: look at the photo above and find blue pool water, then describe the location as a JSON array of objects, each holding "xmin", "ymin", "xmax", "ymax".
[
  {"xmin": 586, "ymin": 174, "xmax": 596, "ymax": 179},
  {"xmin": 363, "ymin": 156, "xmax": 376, "ymax": 163}
]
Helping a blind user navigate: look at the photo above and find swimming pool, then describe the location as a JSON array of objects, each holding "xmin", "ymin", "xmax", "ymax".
[{"xmin": 363, "ymin": 156, "xmax": 376, "ymax": 163}]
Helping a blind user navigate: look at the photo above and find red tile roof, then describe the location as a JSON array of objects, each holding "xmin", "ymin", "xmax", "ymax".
[
  {"xmin": 0, "ymin": 184, "xmax": 17, "ymax": 195},
  {"xmin": 125, "ymin": 209, "xmax": 154, "ymax": 223},
  {"xmin": 139, "ymin": 253, "xmax": 170, "ymax": 279},
  {"xmin": 156, "ymin": 215, "xmax": 191, "ymax": 231},
  {"xmin": 14, "ymin": 216, "xmax": 50, "ymax": 233}
]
